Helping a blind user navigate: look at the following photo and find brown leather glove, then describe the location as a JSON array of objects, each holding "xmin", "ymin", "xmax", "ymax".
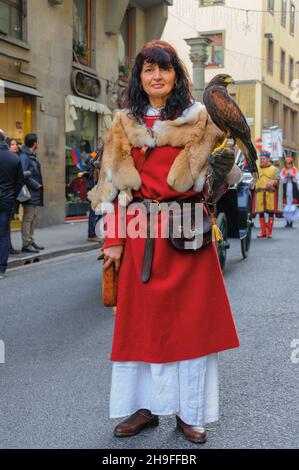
[
  {"xmin": 204, "ymin": 148, "xmax": 235, "ymax": 203},
  {"xmin": 208, "ymin": 147, "xmax": 235, "ymax": 190}
]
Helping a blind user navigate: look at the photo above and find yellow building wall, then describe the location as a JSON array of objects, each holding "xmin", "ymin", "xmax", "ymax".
[
  {"xmin": 0, "ymin": 97, "xmax": 24, "ymax": 141},
  {"xmin": 229, "ymin": 82, "xmax": 257, "ymax": 140},
  {"xmin": 262, "ymin": 0, "xmax": 299, "ymax": 98},
  {"xmin": 261, "ymin": 0, "xmax": 299, "ymax": 155}
]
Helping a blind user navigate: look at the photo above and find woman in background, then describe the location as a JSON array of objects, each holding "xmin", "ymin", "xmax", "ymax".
[{"xmin": 280, "ymin": 156, "xmax": 299, "ymax": 228}]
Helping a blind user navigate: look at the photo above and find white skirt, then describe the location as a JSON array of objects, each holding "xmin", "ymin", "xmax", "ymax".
[{"xmin": 109, "ymin": 353, "xmax": 219, "ymax": 426}]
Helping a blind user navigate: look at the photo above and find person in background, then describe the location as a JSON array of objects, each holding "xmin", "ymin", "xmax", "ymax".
[
  {"xmin": 0, "ymin": 132, "xmax": 24, "ymax": 278},
  {"xmin": 19, "ymin": 133, "xmax": 44, "ymax": 253},
  {"xmin": 6, "ymin": 137, "xmax": 19, "ymax": 154},
  {"xmin": 280, "ymin": 156, "xmax": 299, "ymax": 228},
  {"xmin": 5, "ymin": 137, "xmax": 21, "ymax": 255},
  {"xmin": 255, "ymin": 150, "xmax": 280, "ymax": 239},
  {"xmin": 80, "ymin": 140, "xmax": 102, "ymax": 242}
]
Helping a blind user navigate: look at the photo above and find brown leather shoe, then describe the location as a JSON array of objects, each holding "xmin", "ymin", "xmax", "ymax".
[
  {"xmin": 113, "ymin": 409, "xmax": 159, "ymax": 437},
  {"xmin": 176, "ymin": 416, "xmax": 206, "ymax": 444}
]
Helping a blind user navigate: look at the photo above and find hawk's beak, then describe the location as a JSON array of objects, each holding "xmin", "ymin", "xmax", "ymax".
[{"xmin": 225, "ymin": 76, "xmax": 235, "ymax": 85}]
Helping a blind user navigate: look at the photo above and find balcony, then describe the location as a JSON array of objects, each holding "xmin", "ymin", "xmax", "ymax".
[
  {"xmin": 130, "ymin": 0, "xmax": 173, "ymax": 9},
  {"xmin": 105, "ymin": 0, "xmax": 172, "ymax": 36}
]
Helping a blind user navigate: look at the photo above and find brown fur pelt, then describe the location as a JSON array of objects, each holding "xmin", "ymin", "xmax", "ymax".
[{"xmin": 92, "ymin": 102, "xmax": 232, "ymax": 211}]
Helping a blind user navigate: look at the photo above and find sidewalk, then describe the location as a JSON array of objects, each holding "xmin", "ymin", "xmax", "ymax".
[{"xmin": 8, "ymin": 221, "xmax": 103, "ymax": 269}]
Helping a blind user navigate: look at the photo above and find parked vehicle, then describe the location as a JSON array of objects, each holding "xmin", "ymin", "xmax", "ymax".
[{"xmin": 216, "ymin": 149, "xmax": 254, "ymax": 271}]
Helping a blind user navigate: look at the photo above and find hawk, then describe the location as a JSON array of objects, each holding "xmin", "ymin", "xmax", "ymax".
[{"xmin": 203, "ymin": 74, "xmax": 259, "ymax": 181}]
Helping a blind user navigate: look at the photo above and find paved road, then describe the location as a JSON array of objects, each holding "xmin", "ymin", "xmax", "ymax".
[{"xmin": 0, "ymin": 220, "xmax": 298, "ymax": 449}]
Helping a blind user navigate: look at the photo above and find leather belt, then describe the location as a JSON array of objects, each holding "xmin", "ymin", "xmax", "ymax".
[{"xmin": 130, "ymin": 196, "xmax": 204, "ymax": 283}]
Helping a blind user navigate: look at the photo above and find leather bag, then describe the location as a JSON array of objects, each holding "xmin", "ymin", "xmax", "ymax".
[
  {"xmin": 168, "ymin": 198, "xmax": 212, "ymax": 251},
  {"xmin": 102, "ymin": 262, "xmax": 118, "ymax": 307}
]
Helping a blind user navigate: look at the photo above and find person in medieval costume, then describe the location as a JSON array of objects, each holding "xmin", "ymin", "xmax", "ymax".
[
  {"xmin": 280, "ymin": 156, "xmax": 299, "ymax": 228},
  {"xmin": 97, "ymin": 41, "xmax": 241, "ymax": 444},
  {"xmin": 255, "ymin": 150, "xmax": 279, "ymax": 238}
]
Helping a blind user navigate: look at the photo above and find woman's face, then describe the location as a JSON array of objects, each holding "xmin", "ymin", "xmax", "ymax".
[
  {"xmin": 140, "ymin": 61, "xmax": 176, "ymax": 104},
  {"xmin": 9, "ymin": 140, "xmax": 18, "ymax": 153}
]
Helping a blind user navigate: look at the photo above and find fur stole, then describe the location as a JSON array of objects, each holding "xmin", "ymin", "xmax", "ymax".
[{"xmin": 92, "ymin": 102, "xmax": 241, "ymax": 211}]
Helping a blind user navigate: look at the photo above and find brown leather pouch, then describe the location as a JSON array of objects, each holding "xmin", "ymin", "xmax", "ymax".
[
  {"xmin": 168, "ymin": 199, "xmax": 212, "ymax": 251},
  {"xmin": 102, "ymin": 263, "xmax": 118, "ymax": 307}
]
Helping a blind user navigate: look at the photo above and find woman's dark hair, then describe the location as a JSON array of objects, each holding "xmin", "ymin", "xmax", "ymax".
[
  {"xmin": 80, "ymin": 139, "xmax": 92, "ymax": 154},
  {"xmin": 6, "ymin": 137, "xmax": 17, "ymax": 147},
  {"xmin": 124, "ymin": 40, "xmax": 194, "ymax": 122}
]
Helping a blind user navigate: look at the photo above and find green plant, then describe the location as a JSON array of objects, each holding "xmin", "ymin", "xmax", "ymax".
[{"xmin": 73, "ymin": 39, "xmax": 89, "ymax": 59}]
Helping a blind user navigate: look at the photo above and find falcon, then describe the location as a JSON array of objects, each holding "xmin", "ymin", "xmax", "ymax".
[{"xmin": 203, "ymin": 74, "xmax": 259, "ymax": 180}]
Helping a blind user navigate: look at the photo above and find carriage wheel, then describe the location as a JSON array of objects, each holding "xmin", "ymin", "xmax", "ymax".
[
  {"xmin": 216, "ymin": 212, "xmax": 229, "ymax": 272},
  {"xmin": 241, "ymin": 200, "xmax": 253, "ymax": 259}
]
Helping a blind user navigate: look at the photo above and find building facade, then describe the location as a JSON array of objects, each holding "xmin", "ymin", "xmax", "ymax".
[
  {"xmin": 163, "ymin": 0, "xmax": 299, "ymax": 163},
  {"xmin": 0, "ymin": 0, "xmax": 172, "ymax": 226}
]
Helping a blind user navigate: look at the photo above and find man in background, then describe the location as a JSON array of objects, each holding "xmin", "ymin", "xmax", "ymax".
[
  {"xmin": 255, "ymin": 150, "xmax": 280, "ymax": 239},
  {"xmin": 19, "ymin": 133, "xmax": 44, "ymax": 253}
]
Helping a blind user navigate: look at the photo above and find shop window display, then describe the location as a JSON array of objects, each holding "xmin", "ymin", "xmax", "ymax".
[{"xmin": 65, "ymin": 108, "xmax": 97, "ymax": 218}]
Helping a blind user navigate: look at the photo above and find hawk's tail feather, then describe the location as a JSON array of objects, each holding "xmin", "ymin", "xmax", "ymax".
[{"xmin": 236, "ymin": 139, "xmax": 259, "ymax": 181}]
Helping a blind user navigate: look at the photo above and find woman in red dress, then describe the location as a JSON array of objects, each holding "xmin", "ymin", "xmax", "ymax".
[{"xmin": 101, "ymin": 40, "xmax": 240, "ymax": 444}]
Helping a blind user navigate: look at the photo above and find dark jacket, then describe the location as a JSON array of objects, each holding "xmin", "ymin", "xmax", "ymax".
[
  {"xmin": 283, "ymin": 178, "xmax": 299, "ymax": 205},
  {"xmin": 86, "ymin": 155, "xmax": 96, "ymax": 192},
  {"xmin": 0, "ymin": 141, "xmax": 24, "ymax": 212},
  {"xmin": 19, "ymin": 145, "xmax": 44, "ymax": 206},
  {"xmin": 86, "ymin": 152, "xmax": 102, "ymax": 191}
]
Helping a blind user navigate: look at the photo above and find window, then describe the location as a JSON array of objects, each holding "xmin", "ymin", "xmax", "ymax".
[
  {"xmin": 289, "ymin": 56, "xmax": 294, "ymax": 87},
  {"xmin": 118, "ymin": 8, "xmax": 135, "ymax": 78},
  {"xmin": 283, "ymin": 105, "xmax": 289, "ymax": 139},
  {"xmin": 291, "ymin": 110, "xmax": 298, "ymax": 143},
  {"xmin": 281, "ymin": 0, "xmax": 287, "ymax": 27},
  {"xmin": 267, "ymin": 39, "xmax": 274, "ymax": 75},
  {"xmin": 202, "ymin": 32, "xmax": 224, "ymax": 68},
  {"xmin": 66, "ymin": 108, "xmax": 97, "ymax": 218},
  {"xmin": 199, "ymin": 0, "xmax": 224, "ymax": 5},
  {"xmin": 269, "ymin": 98, "xmax": 279, "ymax": 126},
  {"xmin": 0, "ymin": 0, "xmax": 22, "ymax": 40},
  {"xmin": 280, "ymin": 48, "xmax": 286, "ymax": 83},
  {"xmin": 73, "ymin": 0, "xmax": 91, "ymax": 67},
  {"xmin": 290, "ymin": 2, "xmax": 295, "ymax": 35},
  {"xmin": 268, "ymin": 0, "xmax": 275, "ymax": 14}
]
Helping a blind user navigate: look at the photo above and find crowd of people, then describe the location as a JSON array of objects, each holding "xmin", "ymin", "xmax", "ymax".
[
  {"xmin": 0, "ymin": 130, "xmax": 45, "ymax": 279},
  {"xmin": 0, "ymin": 129, "xmax": 103, "ymax": 280},
  {"xmin": 253, "ymin": 149, "xmax": 299, "ymax": 238}
]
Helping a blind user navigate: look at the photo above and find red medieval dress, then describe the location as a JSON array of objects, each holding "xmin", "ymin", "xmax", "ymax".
[{"xmin": 102, "ymin": 109, "xmax": 239, "ymax": 424}]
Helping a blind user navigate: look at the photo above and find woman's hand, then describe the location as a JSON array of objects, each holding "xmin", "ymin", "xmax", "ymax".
[{"xmin": 102, "ymin": 245, "xmax": 124, "ymax": 272}]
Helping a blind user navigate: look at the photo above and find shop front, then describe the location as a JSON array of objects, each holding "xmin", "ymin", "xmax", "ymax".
[
  {"xmin": 0, "ymin": 80, "xmax": 41, "ymax": 229},
  {"xmin": 65, "ymin": 95, "xmax": 111, "ymax": 219},
  {"xmin": 0, "ymin": 79, "xmax": 40, "ymax": 143}
]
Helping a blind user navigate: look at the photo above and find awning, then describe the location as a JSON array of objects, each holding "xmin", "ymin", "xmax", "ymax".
[
  {"xmin": 66, "ymin": 95, "xmax": 111, "ymax": 115},
  {"xmin": 2, "ymin": 80, "xmax": 42, "ymax": 97},
  {"xmin": 65, "ymin": 94, "xmax": 112, "ymax": 134}
]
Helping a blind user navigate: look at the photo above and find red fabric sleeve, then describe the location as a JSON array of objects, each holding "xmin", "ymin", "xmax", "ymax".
[{"xmin": 101, "ymin": 199, "xmax": 126, "ymax": 249}]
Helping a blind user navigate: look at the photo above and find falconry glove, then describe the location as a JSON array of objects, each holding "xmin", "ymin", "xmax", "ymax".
[
  {"xmin": 208, "ymin": 147, "xmax": 235, "ymax": 181},
  {"xmin": 208, "ymin": 147, "xmax": 235, "ymax": 194}
]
